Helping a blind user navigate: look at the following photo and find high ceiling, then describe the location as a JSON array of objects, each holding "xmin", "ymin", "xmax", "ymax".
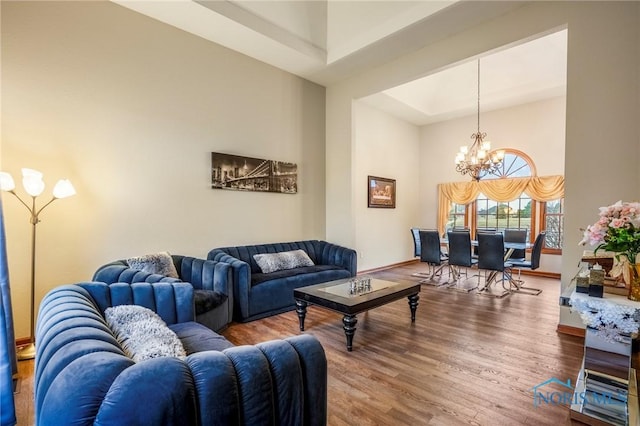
[
  {"xmin": 112, "ymin": 0, "xmax": 566, "ymax": 125},
  {"xmin": 362, "ymin": 29, "xmax": 567, "ymax": 125}
]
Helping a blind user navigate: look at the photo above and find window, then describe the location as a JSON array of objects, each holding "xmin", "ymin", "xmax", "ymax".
[
  {"xmin": 482, "ymin": 149, "xmax": 536, "ymax": 179},
  {"xmin": 543, "ymin": 199, "xmax": 563, "ymax": 251},
  {"xmin": 447, "ymin": 203, "xmax": 466, "ymax": 230},
  {"xmin": 445, "ymin": 149, "xmax": 563, "ymax": 254},
  {"xmin": 475, "ymin": 192, "xmax": 532, "ymax": 231}
]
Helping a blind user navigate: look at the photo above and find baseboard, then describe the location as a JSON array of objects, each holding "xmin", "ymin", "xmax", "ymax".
[
  {"xmin": 517, "ymin": 270, "xmax": 561, "ymax": 280},
  {"xmin": 556, "ymin": 324, "xmax": 585, "ymax": 337},
  {"xmin": 361, "ymin": 258, "xmax": 561, "ymax": 280},
  {"xmin": 15, "ymin": 337, "xmax": 31, "ymax": 347},
  {"xmin": 358, "ymin": 259, "xmax": 418, "ymax": 274}
]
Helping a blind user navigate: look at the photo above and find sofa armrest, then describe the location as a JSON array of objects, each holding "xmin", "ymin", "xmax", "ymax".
[
  {"xmin": 186, "ymin": 334, "xmax": 327, "ymax": 426},
  {"xmin": 317, "ymin": 241, "xmax": 357, "ymax": 276},
  {"xmin": 207, "ymin": 249, "xmax": 251, "ymax": 321}
]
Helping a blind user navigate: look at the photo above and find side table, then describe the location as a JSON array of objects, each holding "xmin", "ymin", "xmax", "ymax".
[{"xmin": 569, "ymin": 291, "xmax": 640, "ymax": 426}]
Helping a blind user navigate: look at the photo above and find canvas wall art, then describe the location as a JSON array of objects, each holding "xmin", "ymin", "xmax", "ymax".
[{"xmin": 211, "ymin": 152, "xmax": 297, "ymax": 194}]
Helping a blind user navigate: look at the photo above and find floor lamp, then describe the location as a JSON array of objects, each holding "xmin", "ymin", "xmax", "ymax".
[{"xmin": 0, "ymin": 168, "xmax": 75, "ymax": 361}]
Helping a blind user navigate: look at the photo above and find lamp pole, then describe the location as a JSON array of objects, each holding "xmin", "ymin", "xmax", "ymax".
[{"xmin": 18, "ymin": 197, "xmax": 43, "ymax": 360}]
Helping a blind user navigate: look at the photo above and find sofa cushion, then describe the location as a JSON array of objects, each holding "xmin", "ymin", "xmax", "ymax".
[
  {"xmin": 169, "ymin": 322, "xmax": 234, "ymax": 354},
  {"xmin": 251, "ymin": 264, "xmax": 344, "ymax": 286},
  {"xmin": 194, "ymin": 289, "xmax": 227, "ymax": 316},
  {"xmin": 253, "ymin": 249, "xmax": 314, "ymax": 274},
  {"xmin": 105, "ymin": 305, "xmax": 186, "ymax": 362},
  {"xmin": 126, "ymin": 251, "xmax": 179, "ymax": 278}
]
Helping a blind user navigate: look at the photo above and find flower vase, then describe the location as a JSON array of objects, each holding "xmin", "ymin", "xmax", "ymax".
[{"xmin": 628, "ymin": 264, "xmax": 640, "ymax": 301}]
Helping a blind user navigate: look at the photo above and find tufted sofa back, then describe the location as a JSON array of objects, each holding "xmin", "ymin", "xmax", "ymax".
[
  {"xmin": 209, "ymin": 240, "xmax": 356, "ymax": 275},
  {"xmin": 92, "ymin": 255, "xmax": 231, "ymax": 292}
]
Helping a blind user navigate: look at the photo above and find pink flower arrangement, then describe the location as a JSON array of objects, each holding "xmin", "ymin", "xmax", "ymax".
[{"xmin": 580, "ymin": 200, "xmax": 640, "ymax": 282}]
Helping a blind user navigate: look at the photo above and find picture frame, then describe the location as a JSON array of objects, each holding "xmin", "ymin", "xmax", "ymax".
[
  {"xmin": 211, "ymin": 152, "xmax": 297, "ymax": 194},
  {"xmin": 367, "ymin": 176, "xmax": 396, "ymax": 208}
]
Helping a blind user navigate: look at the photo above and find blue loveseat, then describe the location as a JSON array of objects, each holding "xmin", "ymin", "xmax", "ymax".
[
  {"xmin": 35, "ymin": 281, "xmax": 327, "ymax": 426},
  {"xmin": 208, "ymin": 240, "xmax": 357, "ymax": 322},
  {"xmin": 93, "ymin": 255, "xmax": 232, "ymax": 332}
]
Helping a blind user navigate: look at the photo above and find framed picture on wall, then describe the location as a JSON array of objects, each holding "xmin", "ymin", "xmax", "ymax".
[
  {"xmin": 211, "ymin": 152, "xmax": 297, "ymax": 194},
  {"xmin": 367, "ymin": 176, "xmax": 396, "ymax": 208}
]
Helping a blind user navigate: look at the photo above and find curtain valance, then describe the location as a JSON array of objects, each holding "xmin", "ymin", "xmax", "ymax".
[{"xmin": 437, "ymin": 175, "xmax": 564, "ymax": 235}]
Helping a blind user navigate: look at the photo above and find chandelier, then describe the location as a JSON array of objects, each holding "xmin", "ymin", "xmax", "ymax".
[{"xmin": 455, "ymin": 59, "xmax": 504, "ymax": 181}]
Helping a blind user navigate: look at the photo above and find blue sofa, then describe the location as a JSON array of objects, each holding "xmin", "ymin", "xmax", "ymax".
[
  {"xmin": 35, "ymin": 281, "xmax": 327, "ymax": 426},
  {"xmin": 208, "ymin": 240, "xmax": 357, "ymax": 322},
  {"xmin": 93, "ymin": 255, "xmax": 232, "ymax": 332}
]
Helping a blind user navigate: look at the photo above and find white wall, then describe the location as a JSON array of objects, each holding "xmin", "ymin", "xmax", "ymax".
[
  {"xmin": 1, "ymin": 2, "xmax": 326, "ymax": 338},
  {"xmin": 419, "ymin": 96, "xmax": 566, "ymax": 273},
  {"xmin": 353, "ymin": 101, "xmax": 420, "ymax": 270}
]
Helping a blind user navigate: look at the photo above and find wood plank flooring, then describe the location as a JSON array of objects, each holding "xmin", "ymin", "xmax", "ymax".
[{"xmin": 14, "ymin": 264, "xmax": 588, "ymax": 425}]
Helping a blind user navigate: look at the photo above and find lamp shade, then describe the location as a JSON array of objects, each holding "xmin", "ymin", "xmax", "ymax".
[
  {"xmin": 52, "ymin": 179, "xmax": 76, "ymax": 199},
  {"xmin": 0, "ymin": 173, "xmax": 15, "ymax": 192},
  {"xmin": 21, "ymin": 169, "xmax": 45, "ymax": 197}
]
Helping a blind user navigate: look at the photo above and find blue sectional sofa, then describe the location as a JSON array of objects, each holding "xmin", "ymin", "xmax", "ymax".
[
  {"xmin": 208, "ymin": 240, "xmax": 357, "ymax": 322},
  {"xmin": 93, "ymin": 255, "xmax": 232, "ymax": 332},
  {"xmin": 35, "ymin": 281, "xmax": 327, "ymax": 426}
]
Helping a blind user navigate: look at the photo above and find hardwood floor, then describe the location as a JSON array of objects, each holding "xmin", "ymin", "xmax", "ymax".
[{"xmin": 15, "ymin": 264, "xmax": 587, "ymax": 425}]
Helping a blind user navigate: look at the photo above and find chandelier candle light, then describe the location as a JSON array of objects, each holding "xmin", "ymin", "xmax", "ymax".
[
  {"xmin": 0, "ymin": 168, "xmax": 76, "ymax": 360},
  {"xmin": 455, "ymin": 59, "xmax": 504, "ymax": 181}
]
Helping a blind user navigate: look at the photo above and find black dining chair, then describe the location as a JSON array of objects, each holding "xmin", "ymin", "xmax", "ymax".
[
  {"xmin": 410, "ymin": 228, "xmax": 430, "ymax": 278},
  {"xmin": 473, "ymin": 228, "xmax": 497, "ymax": 258},
  {"xmin": 446, "ymin": 231, "xmax": 478, "ymax": 292},
  {"xmin": 477, "ymin": 233, "xmax": 512, "ymax": 298},
  {"xmin": 504, "ymin": 228, "xmax": 528, "ymax": 261},
  {"xmin": 418, "ymin": 229, "xmax": 449, "ymax": 285},
  {"xmin": 509, "ymin": 232, "xmax": 545, "ymax": 295}
]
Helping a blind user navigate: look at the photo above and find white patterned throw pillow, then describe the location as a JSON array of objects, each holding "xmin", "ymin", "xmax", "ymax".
[
  {"xmin": 253, "ymin": 249, "xmax": 315, "ymax": 274},
  {"xmin": 126, "ymin": 251, "xmax": 179, "ymax": 278},
  {"xmin": 105, "ymin": 305, "xmax": 186, "ymax": 362}
]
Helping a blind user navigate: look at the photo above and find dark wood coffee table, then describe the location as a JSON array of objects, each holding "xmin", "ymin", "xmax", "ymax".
[{"xmin": 293, "ymin": 277, "xmax": 420, "ymax": 351}]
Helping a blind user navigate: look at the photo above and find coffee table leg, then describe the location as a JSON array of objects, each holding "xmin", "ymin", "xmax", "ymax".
[
  {"xmin": 342, "ymin": 315, "xmax": 358, "ymax": 352},
  {"xmin": 408, "ymin": 293, "xmax": 419, "ymax": 322},
  {"xmin": 295, "ymin": 300, "xmax": 307, "ymax": 331}
]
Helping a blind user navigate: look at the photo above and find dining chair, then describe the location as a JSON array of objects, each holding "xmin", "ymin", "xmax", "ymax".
[
  {"xmin": 508, "ymin": 231, "xmax": 545, "ymax": 295},
  {"xmin": 418, "ymin": 229, "xmax": 449, "ymax": 285},
  {"xmin": 477, "ymin": 233, "xmax": 512, "ymax": 298},
  {"xmin": 410, "ymin": 228, "xmax": 431, "ymax": 278},
  {"xmin": 473, "ymin": 228, "xmax": 497, "ymax": 258},
  {"xmin": 504, "ymin": 228, "xmax": 528, "ymax": 261},
  {"xmin": 446, "ymin": 231, "xmax": 478, "ymax": 292}
]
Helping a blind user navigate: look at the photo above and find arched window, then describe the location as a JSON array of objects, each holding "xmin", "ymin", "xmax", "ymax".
[{"xmin": 482, "ymin": 149, "xmax": 536, "ymax": 179}]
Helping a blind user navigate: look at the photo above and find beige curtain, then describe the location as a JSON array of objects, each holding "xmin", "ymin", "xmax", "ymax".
[
  {"xmin": 437, "ymin": 175, "xmax": 564, "ymax": 235},
  {"xmin": 524, "ymin": 175, "xmax": 565, "ymax": 201}
]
